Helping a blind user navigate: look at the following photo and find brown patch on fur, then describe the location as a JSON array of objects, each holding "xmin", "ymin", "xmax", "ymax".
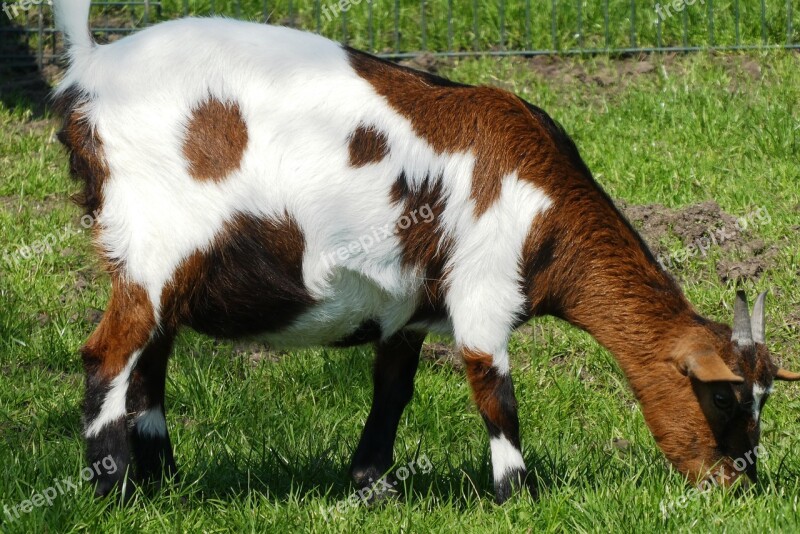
[
  {"xmin": 463, "ymin": 349, "xmax": 502, "ymax": 419},
  {"xmin": 391, "ymin": 173, "xmax": 453, "ymax": 321},
  {"xmin": 161, "ymin": 212, "xmax": 313, "ymax": 337},
  {"xmin": 54, "ymin": 86, "xmax": 109, "ymax": 216},
  {"xmin": 349, "ymin": 48, "xmax": 772, "ymax": 484},
  {"xmin": 733, "ymin": 342, "xmax": 776, "ymax": 386},
  {"xmin": 349, "ymin": 125, "xmax": 389, "ymax": 167},
  {"xmin": 462, "ymin": 348, "xmax": 519, "ymax": 446},
  {"xmin": 349, "ymin": 49, "xmax": 572, "ymax": 217},
  {"xmin": 182, "ymin": 98, "xmax": 249, "ymax": 182},
  {"xmin": 81, "ymin": 277, "xmax": 155, "ymax": 379}
]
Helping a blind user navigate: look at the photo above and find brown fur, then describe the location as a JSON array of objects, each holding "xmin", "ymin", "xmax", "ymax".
[
  {"xmin": 81, "ymin": 277, "xmax": 155, "ymax": 379},
  {"xmin": 160, "ymin": 212, "xmax": 313, "ymax": 336},
  {"xmin": 182, "ymin": 98, "xmax": 249, "ymax": 182},
  {"xmin": 390, "ymin": 173, "xmax": 453, "ymax": 319},
  {"xmin": 462, "ymin": 348, "xmax": 519, "ymax": 445},
  {"xmin": 348, "ymin": 125, "xmax": 390, "ymax": 167},
  {"xmin": 348, "ymin": 49, "xmax": 566, "ymax": 217},
  {"xmin": 54, "ymin": 86, "xmax": 109, "ymax": 216},
  {"xmin": 463, "ymin": 349, "xmax": 504, "ymax": 423}
]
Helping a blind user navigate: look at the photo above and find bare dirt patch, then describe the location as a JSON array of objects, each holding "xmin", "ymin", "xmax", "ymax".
[
  {"xmin": 421, "ymin": 341, "xmax": 463, "ymax": 371},
  {"xmin": 231, "ymin": 341, "xmax": 286, "ymax": 366},
  {"xmin": 526, "ymin": 54, "xmax": 655, "ymax": 91},
  {"xmin": 617, "ymin": 200, "xmax": 780, "ymax": 284}
]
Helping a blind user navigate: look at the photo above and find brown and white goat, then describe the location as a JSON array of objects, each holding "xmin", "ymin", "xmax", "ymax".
[{"xmin": 53, "ymin": 1, "xmax": 799, "ymax": 502}]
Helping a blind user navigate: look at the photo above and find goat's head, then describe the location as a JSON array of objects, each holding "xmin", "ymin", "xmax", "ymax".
[{"xmin": 641, "ymin": 291, "xmax": 799, "ymax": 488}]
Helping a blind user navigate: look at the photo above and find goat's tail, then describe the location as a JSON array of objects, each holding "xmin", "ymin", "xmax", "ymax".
[{"xmin": 53, "ymin": 0, "xmax": 94, "ymax": 58}]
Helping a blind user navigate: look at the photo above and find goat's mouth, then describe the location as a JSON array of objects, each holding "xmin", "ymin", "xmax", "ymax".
[{"xmin": 701, "ymin": 457, "xmax": 756, "ymax": 490}]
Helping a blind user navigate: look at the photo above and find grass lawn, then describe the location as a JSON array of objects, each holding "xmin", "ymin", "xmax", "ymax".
[
  {"xmin": 1, "ymin": 49, "xmax": 800, "ymax": 532},
  {"xmin": 6, "ymin": 0, "xmax": 800, "ymax": 69}
]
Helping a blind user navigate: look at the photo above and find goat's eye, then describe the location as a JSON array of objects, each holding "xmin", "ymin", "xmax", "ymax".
[{"xmin": 713, "ymin": 392, "xmax": 734, "ymax": 410}]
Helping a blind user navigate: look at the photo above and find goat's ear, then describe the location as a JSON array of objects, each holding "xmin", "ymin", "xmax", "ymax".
[
  {"xmin": 675, "ymin": 351, "xmax": 745, "ymax": 383},
  {"xmin": 775, "ymin": 368, "xmax": 800, "ymax": 381}
]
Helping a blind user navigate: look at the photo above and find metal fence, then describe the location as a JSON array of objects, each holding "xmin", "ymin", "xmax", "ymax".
[{"xmin": 2, "ymin": 1, "xmax": 799, "ymax": 72}]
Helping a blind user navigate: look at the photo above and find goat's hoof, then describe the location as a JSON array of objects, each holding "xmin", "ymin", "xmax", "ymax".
[
  {"xmin": 94, "ymin": 475, "xmax": 136, "ymax": 504},
  {"xmin": 351, "ymin": 467, "xmax": 402, "ymax": 505},
  {"xmin": 494, "ymin": 468, "xmax": 537, "ymax": 504}
]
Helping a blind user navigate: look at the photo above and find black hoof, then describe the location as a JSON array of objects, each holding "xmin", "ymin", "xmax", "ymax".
[
  {"xmin": 351, "ymin": 467, "xmax": 402, "ymax": 505},
  {"xmin": 494, "ymin": 468, "xmax": 535, "ymax": 504},
  {"xmin": 93, "ymin": 473, "xmax": 136, "ymax": 504}
]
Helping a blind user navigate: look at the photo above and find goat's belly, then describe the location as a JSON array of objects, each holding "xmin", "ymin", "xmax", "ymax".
[
  {"xmin": 185, "ymin": 267, "xmax": 422, "ymax": 348},
  {"xmin": 258, "ymin": 270, "xmax": 423, "ymax": 348}
]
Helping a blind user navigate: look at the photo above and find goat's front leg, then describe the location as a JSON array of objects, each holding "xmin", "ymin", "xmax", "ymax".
[
  {"xmin": 126, "ymin": 331, "xmax": 177, "ymax": 487},
  {"xmin": 462, "ymin": 347, "xmax": 529, "ymax": 503},
  {"xmin": 350, "ymin": 330, "xmax": 426, "ymax": 495},
  {"xmin": 81, "ymin": 277, "xmax": 157, "ymax": 498}
]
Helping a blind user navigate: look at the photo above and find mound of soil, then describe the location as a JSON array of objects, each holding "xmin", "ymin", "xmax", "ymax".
[
  {"xmin": 617, "ymin": 200, "xmax": 779, "ymax": 283},
  {"xmin": 421, "ymin": 342, "xmax": 463, "ymax": 371},
  {"xmin": 231, "ymin": 341, "xmax": 285, "ymax": 365}
]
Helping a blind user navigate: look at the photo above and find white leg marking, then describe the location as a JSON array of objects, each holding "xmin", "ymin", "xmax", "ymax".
[
  {"xmin": 85, "ymin": 350, "xmax": 143, "ymax": 438},
  {"xmin": 490, "ymin": 434, "xmax": 526, "ymax": 483},
  {"xmin": 135, "ymin": 406, "xmax": 168, "ymax": 438}
]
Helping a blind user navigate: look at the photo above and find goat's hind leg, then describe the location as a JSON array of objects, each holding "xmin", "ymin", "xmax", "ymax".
[
  {"xmin": 81, "ymin": 277, "xmax": 157, "ymax": 498},
  {"xmin": 126, "ymin": 330, "xmax": 177, "ymax": 488}
]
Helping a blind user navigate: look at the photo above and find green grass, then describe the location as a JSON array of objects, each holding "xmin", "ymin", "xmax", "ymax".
[
  {"xmin": 116, "ymin": 0, "xmax": 800, "ymax": 52},
  {"xmin": 2, "ymin": 51, "xmax": 800, "ymax": 532},
  {"xmin": 6, "ymin": 0, "xmax": 800, "ymax": 61}
]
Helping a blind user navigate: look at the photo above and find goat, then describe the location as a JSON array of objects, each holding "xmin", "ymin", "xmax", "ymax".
[{"xmin": 53, "ymin": 0, "xmax": 799, "ymax": 502}]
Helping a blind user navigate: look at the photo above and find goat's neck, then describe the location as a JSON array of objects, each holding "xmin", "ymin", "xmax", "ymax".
[{"xmin": 547, "ymin": 197, "xmax": 703, "ymax": 381}]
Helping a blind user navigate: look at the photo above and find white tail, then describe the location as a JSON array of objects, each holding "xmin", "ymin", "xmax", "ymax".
[{"xmin": 53, "ymin": 0, "xmax": 94, "ymax": 54}]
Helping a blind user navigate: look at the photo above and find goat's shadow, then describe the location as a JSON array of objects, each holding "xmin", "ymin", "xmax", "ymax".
[
  {"xmin": 151, "ymin": 347, "xmax": 588, "ymax": 508},
  {"xmin": 159, "ymin": 444, "xmax": 661, "ymax": 510},
  {"xmin": 31, "ymin": 355, "xmax": 786, "ymax": 512},
  {"xmin": 0, "ymin": 5, "xmax": 55, "ymax": 118}
]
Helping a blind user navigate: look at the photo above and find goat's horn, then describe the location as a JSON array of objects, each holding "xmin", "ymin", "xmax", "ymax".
[
  {"xmin": 732, "ymin": 290, "xmax": 754, "ymax": 346},
  {"xmin": 750, "ymin": 291, "xmax": 767, "ymax": 345}
]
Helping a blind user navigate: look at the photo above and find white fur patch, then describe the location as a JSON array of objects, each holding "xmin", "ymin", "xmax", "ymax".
[
  {"xmin": 55, "ymin": 17, "xmax": 551, "ymax": 357},
  {"xmin": 752, "ymin": 383, "xmax": 772, "ymax": 422},
  {"xmin": 489, "ymin": 434, "xmax": 526, "ymax": 483},
  {"xmin": 445, "ymin": 174, "xmax": 552, "ymax": 372},
  {"xmin": 85, "ymin": 350, "xmax": 142, "ymax": 438},
  {"xmin": 135, "ymin": 407, "xmax": 168, "ymax": 438}
]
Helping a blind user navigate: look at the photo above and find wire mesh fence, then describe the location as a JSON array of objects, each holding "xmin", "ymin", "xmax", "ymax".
[{"xmin": 2, "ymin": 1, "xmax": 799, "ymax": 73}]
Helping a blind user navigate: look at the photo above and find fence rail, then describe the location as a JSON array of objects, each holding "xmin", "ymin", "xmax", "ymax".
[{"xmin": 2, "ymin": 1, "xmax": 799, "ymax": 73}]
